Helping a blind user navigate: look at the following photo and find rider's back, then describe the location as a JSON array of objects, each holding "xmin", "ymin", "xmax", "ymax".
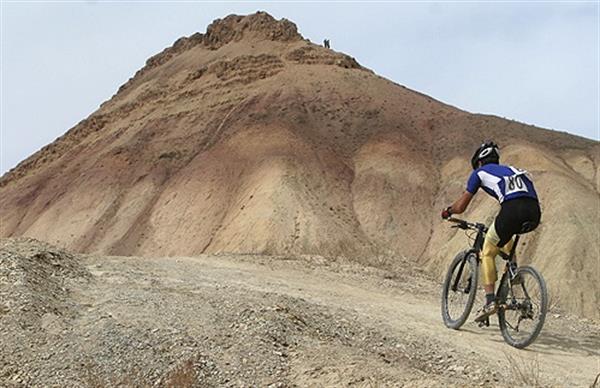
[{"xmin": 467, "ymin": 163, "xmax": 538, "ymax": 203}]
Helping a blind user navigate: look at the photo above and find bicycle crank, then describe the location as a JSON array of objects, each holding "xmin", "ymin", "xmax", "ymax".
[{"xmin": 478, "ymin": 317, "xmax": 490, "ymax": 328}]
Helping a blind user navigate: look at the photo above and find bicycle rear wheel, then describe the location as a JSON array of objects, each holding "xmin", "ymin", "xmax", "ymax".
[
  {"xmin": 498, "ymin": 265, "xmax": 548, "ymax": 349},
  {"xmin": 441, "ymin": 251, "xmax": 479, "ymax": 329}
]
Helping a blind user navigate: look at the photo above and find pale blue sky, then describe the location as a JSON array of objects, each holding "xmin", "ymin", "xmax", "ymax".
[{"xmin": 1, "ymin": 2, "xmax": 598, "ymax": 174}]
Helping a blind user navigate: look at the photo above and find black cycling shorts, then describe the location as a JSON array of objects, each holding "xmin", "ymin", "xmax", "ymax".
[{"xmin": 494, "ymin": 197, "xmax": 541, "ymax": 247}]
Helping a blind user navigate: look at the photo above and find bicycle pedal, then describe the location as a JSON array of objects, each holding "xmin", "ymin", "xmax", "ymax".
[
  {"xmin": 474, "ymin": 303, "xmax": 498, "ymax": 323},
  {"xmin": 478, "ymin": 318, "xmax": 490, "ymax": 328}
]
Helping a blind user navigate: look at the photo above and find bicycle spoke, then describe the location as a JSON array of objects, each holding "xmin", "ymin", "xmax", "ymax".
[{"xmin": 520, "ymin": 283, "xmax": 531, "ymax": 299}]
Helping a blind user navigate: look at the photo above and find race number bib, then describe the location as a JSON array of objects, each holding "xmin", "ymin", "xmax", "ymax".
[{"xmin": 504, "ymin": 173, "xmax": 529, "ymax": 195}]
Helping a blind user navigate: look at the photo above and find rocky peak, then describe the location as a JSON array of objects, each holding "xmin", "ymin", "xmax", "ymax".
[
  {"xmin": 203, "ymin": 12, "xmax": 302, "ymax": 49},
  {"xmin": 115, "ymin": 12, "xmax": 302, "ymax": 93}
]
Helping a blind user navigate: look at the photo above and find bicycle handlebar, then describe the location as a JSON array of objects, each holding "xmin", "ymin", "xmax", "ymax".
[{"xmin": 446, "ymin": 217, "xmax": 487, "ymax": 232}]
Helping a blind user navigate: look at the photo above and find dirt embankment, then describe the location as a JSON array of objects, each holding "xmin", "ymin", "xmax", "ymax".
[{"xmin": 1, "ymin": 238, "xmax": 598, "ymax": 387}]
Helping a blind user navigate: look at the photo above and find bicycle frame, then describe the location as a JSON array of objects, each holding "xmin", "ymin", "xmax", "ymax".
[
  {"xmin": 497, "ymin": 234, "xmax": 532, "ymax": 308},
  {"xmin": 447, "ymin": 217, "xmax": 520, "ymax": 295}
]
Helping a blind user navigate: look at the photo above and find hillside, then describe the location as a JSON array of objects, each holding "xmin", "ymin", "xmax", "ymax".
[{"xmin": 0, "ymin": 12, "xmax": 598, "ymax": 319}]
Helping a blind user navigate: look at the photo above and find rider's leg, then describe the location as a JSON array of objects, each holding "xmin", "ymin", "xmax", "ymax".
[
  {"xmin": 482, "ymin": 221, "xmax": 503, "ymax": 304},
  {"xmin": 500, "ymin": 237, "xmax": 515, "ymax": 257},
  {"xmin": 474, "ymin": 224, "xmax": 502, "ymax": 321},
  {"xmin": 481, "ymin": 236, "xmax": 499, "ymax": 302}
]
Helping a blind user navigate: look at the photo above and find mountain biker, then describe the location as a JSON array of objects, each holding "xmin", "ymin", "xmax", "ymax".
[{"xmin": 441, "ymin": 141, "xmax": 541, "ymax": 321}]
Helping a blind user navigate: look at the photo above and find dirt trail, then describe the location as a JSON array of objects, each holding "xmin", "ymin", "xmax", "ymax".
[
  {"xmin": 2, "ymin": 239, "xmax": 598, "ymax": 386},
  {"xmin": 84, "ymin": 254, "xmax": 598, "ymax": 386}
]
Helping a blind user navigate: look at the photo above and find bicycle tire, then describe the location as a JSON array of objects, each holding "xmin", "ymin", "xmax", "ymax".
[
  {"xmin": 441, "ymin": 250, "xmax": 479, "ymax": 329},
  {"xmin": 498, "ymin": 265, "xmax": 548, "ymax": 349}
]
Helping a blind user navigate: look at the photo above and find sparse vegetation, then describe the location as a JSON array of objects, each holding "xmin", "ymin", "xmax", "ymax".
[
  {"xmin": 164, "ymin": 358, "xmax": 197, "ymax": 388},
  {"xmin": 83, "ymin": 357, "xmax": 198, "ymax": 388},
  {"xmin": 504, "ymin": 352, "xmax": 542, "ymax": 387},
  {"xmin": 548, "ymin": 292, "xmax": 561, "ymax": 313},
  {"xmin": 591, "ymin": 373, "xmax": 600, "ymax": 388}
]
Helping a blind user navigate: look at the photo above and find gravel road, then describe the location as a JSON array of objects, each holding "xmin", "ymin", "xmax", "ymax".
[{"xmin": 1, "ymin": 238, "xmax": 598, "ymax": 387}]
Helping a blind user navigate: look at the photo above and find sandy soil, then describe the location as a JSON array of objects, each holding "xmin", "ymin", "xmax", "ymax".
[{"xmin": 2, "ymin": 239, "xmax": 597, "ymax": 387}]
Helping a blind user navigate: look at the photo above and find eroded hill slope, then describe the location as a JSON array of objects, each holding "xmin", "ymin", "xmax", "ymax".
[{"xmin": 1, "ymin": 12, "xmax": 598, "ymax": 318}]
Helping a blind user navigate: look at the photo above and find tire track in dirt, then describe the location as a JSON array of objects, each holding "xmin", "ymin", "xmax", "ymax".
[{"xmin": 109, "ymin": 254, "xmax": 600, "ymax": 387}]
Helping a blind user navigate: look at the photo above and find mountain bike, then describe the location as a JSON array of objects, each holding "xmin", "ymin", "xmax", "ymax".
[{"xmin": 440, "ymin": 217, "xmax": 548, "ymax": 349}]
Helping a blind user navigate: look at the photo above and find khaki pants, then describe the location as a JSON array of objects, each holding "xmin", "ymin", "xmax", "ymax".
[{"xmin": 481, "ymin": 221, "xmax": 514, "ymax": 286}]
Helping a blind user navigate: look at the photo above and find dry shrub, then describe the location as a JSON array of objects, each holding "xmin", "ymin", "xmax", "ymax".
[
  {"xmin": 590, "ymin": 373, "xmax": 600, "ymax": 388},
  {"xmin": 504, "ymin": 352, "xmax": 542, "ymax": 387},
  {"xmin": 547, "ymin": 292, "xmax": 561, "ymax": 313},
  {"xmin": 164, "ymin": 358, "xmax": 197, "ymax": 388},
  {"xmin": 354, "ymin": 243, "xmax": 403, "ymax": 273}
]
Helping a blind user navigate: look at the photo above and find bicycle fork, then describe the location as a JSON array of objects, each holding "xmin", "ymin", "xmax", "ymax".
[{"xmin": 451, "ymin": 255, "xmax": 472, "ymax": 294}]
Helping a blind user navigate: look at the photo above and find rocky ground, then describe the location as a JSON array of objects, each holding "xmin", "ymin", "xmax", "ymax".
[{"xmin": 1, "ymin": 238, "xmax": 598, "ymax": 387}]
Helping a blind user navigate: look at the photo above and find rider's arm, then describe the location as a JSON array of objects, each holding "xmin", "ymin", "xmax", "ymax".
[
  {"xmin": 449, "ymin": 191, "xmax": 474, "ymax": 214},
  {"xmin": 442, "ymin": 170, "xmax": 479, "ymax": 218}
]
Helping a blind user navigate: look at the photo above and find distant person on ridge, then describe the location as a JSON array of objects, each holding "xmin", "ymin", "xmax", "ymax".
[
  {"xmin": 324, "ymin": 39, "xmax": 330, "ymax": 49},
  {"xmin": 441, "ymin": 141, "xmax": 541, "ymax": 322}
]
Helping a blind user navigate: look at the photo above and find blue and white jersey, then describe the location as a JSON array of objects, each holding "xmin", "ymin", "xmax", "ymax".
[{"xmin": 466, "ymin": 163, "xmax": 538, "ymax": 203}]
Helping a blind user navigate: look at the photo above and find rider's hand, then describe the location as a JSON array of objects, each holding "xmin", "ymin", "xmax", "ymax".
[{"xmin": 441, "ymin": 206, "xmax": 452, "ymax": 219}]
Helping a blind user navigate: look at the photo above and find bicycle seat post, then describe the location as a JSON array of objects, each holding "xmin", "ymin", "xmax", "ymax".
[{"xmin": 509, "ymin": 235, "xmax": 520, "ymax": 260}]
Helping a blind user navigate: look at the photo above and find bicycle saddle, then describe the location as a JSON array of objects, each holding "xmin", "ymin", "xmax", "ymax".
[{"xmin": 519, "ymin": 221, "xmax": 537, "ymax": 234}]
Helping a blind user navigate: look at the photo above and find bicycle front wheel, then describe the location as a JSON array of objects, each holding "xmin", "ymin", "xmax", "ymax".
[
  {"xmin": 498, "ymin": 265, "xmax": 548, "ymax": 349},
  {"xmin": 441, "ymin": 251, "xmax": 479, "ymax": 329}
]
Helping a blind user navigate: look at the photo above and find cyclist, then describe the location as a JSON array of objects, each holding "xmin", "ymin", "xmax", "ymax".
[{"xmin": 441, "ymin": 141, "xmax": 541, "ymax": 321}]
